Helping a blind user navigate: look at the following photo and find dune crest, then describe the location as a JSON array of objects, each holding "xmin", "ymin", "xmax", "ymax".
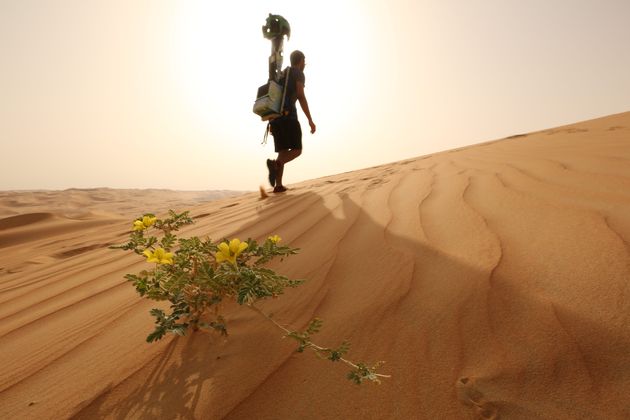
[{"xmin": 2, "ymin": 112, "xmax": 630, "ymax": 419}]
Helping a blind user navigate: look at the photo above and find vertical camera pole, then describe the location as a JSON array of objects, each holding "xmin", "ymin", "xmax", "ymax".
[
  {"xmin": 262, "ymin": 14, "xmax": 291, "ymax": 83},
  {"xmin": 253, "ymin": 14, "xmax": 292, "ymax": 123}
]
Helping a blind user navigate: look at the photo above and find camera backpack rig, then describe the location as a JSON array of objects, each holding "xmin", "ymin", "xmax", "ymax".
[{"xmin": 252, "ymin": 14, "xmax": 292, "ymax": 122}]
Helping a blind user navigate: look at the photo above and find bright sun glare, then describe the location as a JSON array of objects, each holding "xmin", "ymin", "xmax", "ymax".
[{"xmin": 169, "ymin": 2, "xmax": 371, "ymax": 143}]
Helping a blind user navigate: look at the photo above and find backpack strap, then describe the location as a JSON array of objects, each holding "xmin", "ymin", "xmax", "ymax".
[
  {"xmin": 261, "ymin": 122, "xmax": 271, "ymax": 145},
  {"xmin": 279, "ymin": 67, "xmax": 291, "ymax": 115}
]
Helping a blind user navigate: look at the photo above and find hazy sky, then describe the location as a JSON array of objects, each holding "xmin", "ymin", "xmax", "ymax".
[{"xmin": 2, "ymin": 0, "xmax": 629, "ymax": 191}]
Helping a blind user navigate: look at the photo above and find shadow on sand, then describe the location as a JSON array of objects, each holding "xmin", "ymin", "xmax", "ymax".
[{"xmin": 73, "ymin": 190, "xmax": 630, "ymax": 420}]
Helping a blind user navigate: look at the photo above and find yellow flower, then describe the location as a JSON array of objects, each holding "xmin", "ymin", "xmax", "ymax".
[
  {"xmin": 268, "ymin": 235, "xmax": 281, "ymax": 244},
  {"xmin": 133, "ymin": 215, "xmax": 157, "ymax": 231},
  {"xmin": 143, "ymin": 247, "xmax": 174, "ymax": 265},
  {"xmin": 215, "ymin": 238, "xmax": 248, "ymax": 265}
]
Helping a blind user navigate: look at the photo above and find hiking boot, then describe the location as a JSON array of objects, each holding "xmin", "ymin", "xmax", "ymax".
[
  {"xmin": 266, "ymin": 159, "xmax": 277, "ymax": 187},
  {"xmin": 273, "ymin": 185, "xmax": 288, "ymax": 193}
]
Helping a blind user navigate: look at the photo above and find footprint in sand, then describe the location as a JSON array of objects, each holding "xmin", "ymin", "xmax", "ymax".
[{"xmin": 456, "ymin": 377, "xmax": 498, "ymax": 419}]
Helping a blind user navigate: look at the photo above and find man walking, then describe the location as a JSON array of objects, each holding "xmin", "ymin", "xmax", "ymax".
[{"xmin": 267, "ymin": 50, "xmax": 316, "ymax": 193}]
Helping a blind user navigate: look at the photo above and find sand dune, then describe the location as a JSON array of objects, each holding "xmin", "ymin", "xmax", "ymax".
[
  {"xmin": 0, "ymin": 188, "xmax": 244, "ymax": 220},
  {"xmin": 2, "ymin": 112, "xmax": 630, "ymax": 419}
]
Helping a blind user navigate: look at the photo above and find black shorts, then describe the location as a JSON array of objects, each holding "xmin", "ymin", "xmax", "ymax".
[{"xmin": 270, "ymin": 118, "xmax": 302, "ymax": 153}]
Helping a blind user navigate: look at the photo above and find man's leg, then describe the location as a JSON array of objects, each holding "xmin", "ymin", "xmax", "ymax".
[
  {"xmin": 277, "ymin": 148, "xmax": 302, "ymax": 165},
  {"xmin": 275, "ymin": 148, "xmax": 302, "ymax": 189}
]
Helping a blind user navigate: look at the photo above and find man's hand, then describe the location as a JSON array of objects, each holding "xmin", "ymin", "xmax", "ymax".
[{"xmin": 309, "ymin": 120, "xmax": 316, "ymax": 134}]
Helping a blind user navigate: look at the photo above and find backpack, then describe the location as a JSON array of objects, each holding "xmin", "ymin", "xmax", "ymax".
[{"xmin": 252, "ymin": 67, "xmax": 290, "ymax": 121}]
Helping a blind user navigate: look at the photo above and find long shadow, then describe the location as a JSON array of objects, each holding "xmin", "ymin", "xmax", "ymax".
[{"xmin": 73, "ymin": 190, "xmax": 630, "ymax": 419}]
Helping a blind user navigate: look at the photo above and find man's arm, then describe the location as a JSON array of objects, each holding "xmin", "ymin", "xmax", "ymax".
[{"xmin": 296, "ymin": 81, "xmax": 316, "ymax": 134}]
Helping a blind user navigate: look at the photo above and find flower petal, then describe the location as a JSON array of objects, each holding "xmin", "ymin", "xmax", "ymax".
[
  {"xmin": 229, "ymin": 239, "xmax": 241, "ymax": 254},
  {"xmin": 218, "ymin": 242, "xmax": 230, "ymax": 254}
]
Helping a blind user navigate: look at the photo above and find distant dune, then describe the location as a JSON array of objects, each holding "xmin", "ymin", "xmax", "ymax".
[
  {"xmin": 1, "ymin": 112, "xmax": 630, "ymax": 419},
  {"xmin": 0, "ymin": 188, "xmax": 245, "ymax": 220}
]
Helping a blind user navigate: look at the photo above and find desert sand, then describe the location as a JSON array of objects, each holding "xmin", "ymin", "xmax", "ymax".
[
  {"xmin": 0, "ymin": 189, "xmax": 243, "ymax": 220},
  {"xmin": 1, "ymin": 112, "xmax": 630, "ymax": 419}
]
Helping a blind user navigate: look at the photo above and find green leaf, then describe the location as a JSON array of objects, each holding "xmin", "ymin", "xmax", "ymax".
[
  {"xmin": 328, "ymin": 341, "xmax": 350, "ymax": 362},
  {"xmin": 146, "ymin": 328, "xmax": 166, "ymax": 343},
  {"xmin": 346, "ymin": 362, "xmax": 382, "ymax": 385},
  {"xmin": 161, "ymin": 233, "xmax": 177, "ymax": 250},
  {"xmin": 306, "ymin": 318, "xmax": 323, "ymax": 335}
]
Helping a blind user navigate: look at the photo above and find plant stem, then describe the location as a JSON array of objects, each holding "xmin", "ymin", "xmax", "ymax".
[{"xmin": 247, "ymin": 303, "xmax": 391, "ymax": 379}]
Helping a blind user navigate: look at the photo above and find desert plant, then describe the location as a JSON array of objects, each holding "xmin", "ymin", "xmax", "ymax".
[{"xmin": 111, "ymin": 210, "xmax": 389, "ymax": 384}]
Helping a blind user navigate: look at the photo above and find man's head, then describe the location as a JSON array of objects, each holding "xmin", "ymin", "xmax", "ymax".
[{"xmin": 290, "ymin": 50, "xmax": 305, "ymax": 70}]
